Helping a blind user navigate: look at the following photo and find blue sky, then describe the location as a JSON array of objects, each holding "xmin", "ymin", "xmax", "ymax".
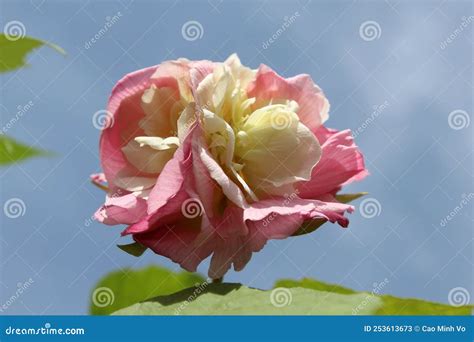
[{"xmin": 0, "ymin": 0, "xmax": 472, "ymax": 314}]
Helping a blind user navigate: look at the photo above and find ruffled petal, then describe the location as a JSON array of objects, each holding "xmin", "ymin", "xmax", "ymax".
[
  {"xmin": 298, "ymin": 128, "xmax": 368, "ymax": 198},
  {"xmin": 95, "ymin": 192, "xmax": 147, "ymax": 225},
  {"xmin": 247, "ymin": 64, "xmax": 329, "ymax": 131}
]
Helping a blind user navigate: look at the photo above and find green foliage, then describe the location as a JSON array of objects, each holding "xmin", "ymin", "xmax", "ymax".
[
  {"xmin": 275, "ymin": 277, "xmax": 356, "ymax": 295},
  {"xmin": 0, "ymin": 34, "xmax": 65, "ymax": 165},
  {"xmin": 90, "ymin": 266, "xmax": 205, "ymax": 315},
  {"xmin": 274, "ymin": 278, "xmax": 473, "ymax": 315},
  {"xmin": 113, "ymin": 283, "xmax": 382, "ymax": 315},
  {"xmin": 0, "ymin": 135, "xmax": 47, "ymax": 165},
  {"xmin": 334, "ymin": 192, "xmax": 368, "ymax": 203},
  {"xmin": 293, "ymin": 192, "xmax": 367, "ymax": 236},
  {"xmin": 117, "ymin": 242, "xmax": 147, "ymax": 257},
  {"xmin": 0, "ymin": 34, "xmax": 65, "ymax": 73},
  {"xmin": 93, "ymin": 266, "xmax": 471, "ymax": 315}
]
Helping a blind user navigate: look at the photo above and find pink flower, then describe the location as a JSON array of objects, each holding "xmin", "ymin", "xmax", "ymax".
[{"xmin": 93, "ymin": 54, "xmax": 367, "ymax": 279}]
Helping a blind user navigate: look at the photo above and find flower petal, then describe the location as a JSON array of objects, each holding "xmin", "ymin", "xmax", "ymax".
[
  {"xmin": 95, "ymin": 193, "xmax": 147, "ymax": 225},
  {"xmin": 247, "ymin": 64, "xmax": 329, "ymax": 131},
  {"xmin": 236, "ymin": 104, "xmax": 322, "ymax": 197},
  {"xmin": 298, "ymin": 128, "xmax": 368, "ymax": 198}
]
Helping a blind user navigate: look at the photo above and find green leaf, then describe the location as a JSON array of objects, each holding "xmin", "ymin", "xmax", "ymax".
[
  {"xmin": 113, "ymin": 283, "xmax": 382, "ymax": 315},
  {"xmin": 335, "ymin": 192, "xmax": 368, "ymax": 203},
  {"xmin": 90, "ymin": 266, "xmax": 205, "ymax": 315},
  {"xmin": 117, "ymin": 242, "xmax": 147, "ymax": 257},
  {"xmin": 292, "ymin": 192, "xmax": 367, "ymax": 236},
  {"xmin": 275, "ymin": 278, "xmax": 356, "ymax": 295},
  {"xmin": 0, "ymin": 34, "xmax": 65, "ymax": 73},
  {"xmin": 274, "ymin": 278, "xmax": 473, "ymax": 315},
  {"xmin": 0, "ymin": 135, "xmax": 47, "ymax": 165}
]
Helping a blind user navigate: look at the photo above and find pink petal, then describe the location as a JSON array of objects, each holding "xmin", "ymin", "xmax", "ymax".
[
  {"xmin": 133, "ymin": 215, "xmax": 215, "ymax": 272},
  {"xmin": 90, "ymin": 172, "xmax": 108, "ymax": 189},
  {"xmin": 298, "ymin": 128, "xmax": 368, "ymax": 198},
  {"xmin": 100, "ymin": 61, "xmax": 194, "ymax": 191},
  {"xmin": 121, "ymin": 129, "xmax": 195, "ymax": 235},
  {"xmin": 247, "ymin": 64, "xmax": 329, "ymax": 131},
  {"xmin": 94, "ymin": 193, "xmax": 147, "ymax": 225},
  {"xmin": 245, "ymin": 197, "xmax": 354, "ymax": 231},
  {"xmin": 192, "ymin": 129, "xmax": 248, "ymax": 210},
  {"xmin": 99, "ymin": 66, "xmax": 158, "ymax": 189}
]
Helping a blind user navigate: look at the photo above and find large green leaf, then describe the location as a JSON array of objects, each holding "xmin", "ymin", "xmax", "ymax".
[
  {"xmin": 275, "ymin": 278, "xmax": 473, "ymax": 315},
  {"xmin": 113, "ymin": 283, "xmax": 382, "ymax": 315},
  {"xmin": 0, "ymin": 34, "xmax": 65, "ymax": 73},
  {"xmin": 90, "ymin": 266, "xmax": 205, "ymax": 315},
  {"xmin": 292, "ymin": 192, "xmax": 367, "ymax": 236},
  {"xmin": 0, "ymin": 135, "xmax": 47, "ymax": 165}
]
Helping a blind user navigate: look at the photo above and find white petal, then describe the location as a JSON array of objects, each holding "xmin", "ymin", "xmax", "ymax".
[
  {"xmin": 134, "ymin": 136, "xmax": 180, "ymax": 150},
  {"xmin": 236, "ymin": 104, "xmax": 321, "ymax": 196},
  {"xmin": 114, "ymin": 176, "xmax": 156, "ymax": 192},
  {"xmin": 122, "ymin": 139, "xmax": 177, "ymax": 174},
  {"xmin": 139, "ymin": 85, "xmax": 182, "ymax": 137}
]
